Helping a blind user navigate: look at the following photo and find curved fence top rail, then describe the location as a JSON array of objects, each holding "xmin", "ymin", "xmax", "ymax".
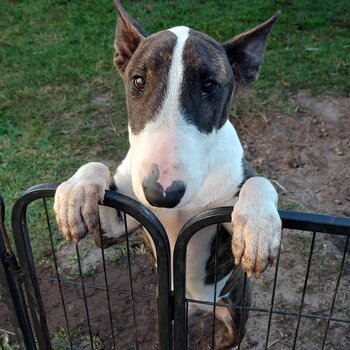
[
  {"xmin": 11, "ymin": 182, "xmax": 171, "ymax": 256},
  {"xmin": 175, "ymin": 206, "xmax": 350, "ymax": 254}
]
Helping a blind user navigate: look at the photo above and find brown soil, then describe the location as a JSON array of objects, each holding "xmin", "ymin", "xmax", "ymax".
[
  {"xmin": 1, "ymin": 91, "xmax": 349, "ymax": 349},
  {"xmin": 37, "ymin": 253, "xmax": 160, "ymax": 350},
  {"xmin": 237, "ymin": 90, "xmax": 350, "ymax": 218}
]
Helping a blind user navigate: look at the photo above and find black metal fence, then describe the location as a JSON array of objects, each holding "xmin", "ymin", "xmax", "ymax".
[
  {"xmin": 174, "ymin": 208, "xmax": 350, "ymax": 349},
  {"xmin": 1, "ymin": 183, "xmax": 350, "ymax": 349}
]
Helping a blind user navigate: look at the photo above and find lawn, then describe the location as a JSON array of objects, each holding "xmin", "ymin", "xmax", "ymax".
[{"xmin": 0, "ymin": 0, "xmax": 349, "ymax": 244}]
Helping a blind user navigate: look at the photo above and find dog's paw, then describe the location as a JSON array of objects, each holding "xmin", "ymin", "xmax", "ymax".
[
  {"xmin": 54, "ymin": 182, "xmax": 105, "ymax": 244},
  {"xmin": 53, "ymin": 163, "xmax": 110, "ymax": 244},
  {"xmin": 231, "ymin": 177, "xmax": 281, "ymax": 278}
]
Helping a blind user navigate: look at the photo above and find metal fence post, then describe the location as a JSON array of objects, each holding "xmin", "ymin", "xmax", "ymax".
[
  {"xmin": 0, "ymin": 195, "xmax": 36, "ymax": 350},
  {"xmin": 11, "ymin": 185, "xmax": 61, "ymax": 350}
]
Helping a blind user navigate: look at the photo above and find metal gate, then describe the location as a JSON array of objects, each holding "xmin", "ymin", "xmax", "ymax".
[
  {"xmin": 1, "ymin": 183, "xmax": 350, "ymax": 349},
  {"xmin": 1, "ymin": 183, "xmax": 172, "ymax": 349},
  {"xmin": 173, "ymin": 208, "xmax": 350, "ymax": 349}
]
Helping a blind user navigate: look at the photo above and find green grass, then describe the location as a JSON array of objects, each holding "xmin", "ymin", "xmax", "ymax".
[
  {"xmin": 51, "ymin": 325, "xmax": 103, "ymax": 350},
  {"xmin": 0, "ymin": 334, "xmax": 19, "ymax": 350},
  {"xmin": 0, "ymin": 0, "xmax": 349, "ymax": 248}
]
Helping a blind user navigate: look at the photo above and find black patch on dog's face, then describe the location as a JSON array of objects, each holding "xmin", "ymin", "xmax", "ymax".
[
  {"xmin": 124, "ymin": 31, "xmax": 177, "ymax": 134},
  {"xmin": 181, "ymin": 30, "xmax": 235, "ymax": 134}
]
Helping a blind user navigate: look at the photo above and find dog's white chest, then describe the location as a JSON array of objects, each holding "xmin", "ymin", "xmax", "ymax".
[{"xmin": 149, "ymin": 208, "xmax": 231, "ymax": 302}]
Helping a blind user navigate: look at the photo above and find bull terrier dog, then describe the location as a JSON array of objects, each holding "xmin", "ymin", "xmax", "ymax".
[{"xmin": 54, "ymin": 1, "xmax": 281, "ymax": 348}]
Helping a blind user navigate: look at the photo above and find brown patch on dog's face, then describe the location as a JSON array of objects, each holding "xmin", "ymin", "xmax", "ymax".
[{"xmin": 123, "ymin": 31, "xmax": 177, "ymax": 134}]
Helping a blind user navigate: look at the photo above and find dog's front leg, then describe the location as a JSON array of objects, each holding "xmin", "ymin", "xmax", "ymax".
[
  {"xmin": 231, "ymin": 177, "xmax": 281, "ymax": 278},
  {"xmin": 54, "ymin": 162, "xmax": 111, "ymax": 243},
  {"xmin": 54, "ymin": 160, "xmax": 140, "ymax": 246}
]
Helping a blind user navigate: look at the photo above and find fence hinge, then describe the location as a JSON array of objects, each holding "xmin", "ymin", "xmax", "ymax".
[
  {"xmin": 1, "ymin": 250, "xmax": 24, "ymax": 284},
  {"xmin": 5, "ymin": 253, "xmax": 24, "ymax": 283}
]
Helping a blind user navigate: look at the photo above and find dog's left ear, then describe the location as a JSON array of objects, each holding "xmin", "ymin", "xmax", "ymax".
[
  {"xmin": 114, "ymin": 0, "xmax": 148, "ymax": 75},
  {"xmin": 223, "ymin": 11, "xmax": 281, "ymax": 84}
]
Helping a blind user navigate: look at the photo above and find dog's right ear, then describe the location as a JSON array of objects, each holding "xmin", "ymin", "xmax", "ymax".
[{"xmin": 114, "ymin": 0, "xmax": 147, "ymax": 75}]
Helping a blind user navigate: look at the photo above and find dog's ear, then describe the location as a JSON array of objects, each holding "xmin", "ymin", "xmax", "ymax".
[
  {"xmin": 223, "ymin": 11, "xmax": 280, "ymax": 84},
  {"xmin": 114, "ymin": 0, "xmax": 148, "ymax": 75}
]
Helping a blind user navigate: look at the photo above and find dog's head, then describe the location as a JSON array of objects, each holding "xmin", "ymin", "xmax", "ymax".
[{"xmin": 114, "ymin": 1, "xmax": 280, "ymax": 209}]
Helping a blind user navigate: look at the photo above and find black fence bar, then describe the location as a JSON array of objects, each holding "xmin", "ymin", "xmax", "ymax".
[
  {"xmin": 321, "ymin": 235, "xmax": 349, "ymax": 349},
  {"xmin": 279, "ymin": 209, "xmax": 350, "ymax": 236},
  {"xmin": 264, "ymin": 235, "xmax": 282, "ymax": 349},
  {"xmin": 210, "ymin": 224, "xmax": 219, "ymax": 350},
  {"xmin": 34, "ymin": 274, "xmax": 159, "ymax": 299},
  {"xmin": 123, "ymin": 212, "xmax": 140, "ymax": 349},
  {"xmin": 292, "ymin": 231, "xmax": 317, "ymax": 348},
  {"xmin": 0, "ymin": 194, "xmax": 36, "ymax": 350},
  {"xmin": 75, "ymin": 244, "xmax": 95, "ymax": 349},
  {"xmin": 43, "ymin": 197, "xmax": 74, "ymax": 348},
  {"xmin": 97, "ymin": 220, "xmax": 117, "ymax": 350},
  {"xmin": 182, "ymin": 298, "xmax": 350, "ymax": 324}
]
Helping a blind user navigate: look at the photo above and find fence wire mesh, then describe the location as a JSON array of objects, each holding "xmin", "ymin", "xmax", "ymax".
[
  {"xmin": 173, "ymin": 208, "xmax": 350, "ymax": 350},
  {"xmin": 2, "ymin": 183, "xmax": 172, "ymax": 350},
  {"xmin": 0, "ymin": 184, "xmax": 349, "ymax": 350}
]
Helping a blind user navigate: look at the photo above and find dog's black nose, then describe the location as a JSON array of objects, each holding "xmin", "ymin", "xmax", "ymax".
[
  {"xmin": 143, "ymin": 180, "xmax": 186, "ymax": 208},
  {"xmin": 142, "ymin": 164, "xmax": 186, "ymax": 208}
]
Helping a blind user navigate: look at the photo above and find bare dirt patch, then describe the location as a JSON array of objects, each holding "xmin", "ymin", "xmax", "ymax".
[
  {"xmin": 235, "ymin": 90, "xmax": 350, "ymax": 217},
  {"xmin": 38, "ymin": 252, "xmax": 160, "ymax": 350}
]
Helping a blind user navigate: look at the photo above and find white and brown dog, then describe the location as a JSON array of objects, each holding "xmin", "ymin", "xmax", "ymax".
[{"xmin": 54, "ymin": 1, "xmax": 281, "ymax": 348}]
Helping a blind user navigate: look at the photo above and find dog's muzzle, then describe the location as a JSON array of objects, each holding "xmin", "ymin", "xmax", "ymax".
[{"xmin": 142, "ymin": 164, "xmax": 186, "ymax": 208}]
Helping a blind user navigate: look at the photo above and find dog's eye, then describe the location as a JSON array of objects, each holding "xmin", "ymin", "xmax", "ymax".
[
  {"xmin": 133, "ymin": 76, "xmax": 146, "ymax": 91},
  {"xmin": 201, "ymin": 80, "xmax": 217, "ymax": 95}
]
